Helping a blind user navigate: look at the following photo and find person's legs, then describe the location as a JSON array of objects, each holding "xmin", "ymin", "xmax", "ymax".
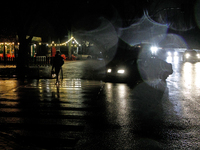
[{"xmin": 55, "ymin": 67, "xmax": 61, "ymax": 83}]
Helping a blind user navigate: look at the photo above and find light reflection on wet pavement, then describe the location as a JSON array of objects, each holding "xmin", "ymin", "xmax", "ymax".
[
  {"xmin": 0, "ymin": 60, "xmax": 200, "ymax": 149},
  {"xmin": 0, "ymin": 78, "xmax": 105, "ymax": 149}
]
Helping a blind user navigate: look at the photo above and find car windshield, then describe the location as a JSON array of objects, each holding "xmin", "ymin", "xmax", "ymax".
[
  {"xmin": 185, "ymin": 50, "xmax": 197, "ymax": 55},
  {"xmin": 185, "ymin": 50, "xmax": 197, "ymax": 56}
]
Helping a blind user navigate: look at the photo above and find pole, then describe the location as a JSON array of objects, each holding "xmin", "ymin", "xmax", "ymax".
[
  {"xmin": 68, "ymin": 30, "xmax": 72, "ymax": 60},
  {"xmin": 3, "ymin": 43, "xmax": 6, "ymax": 65}
]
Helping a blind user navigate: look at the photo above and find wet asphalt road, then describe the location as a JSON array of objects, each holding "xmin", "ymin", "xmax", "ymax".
[{"xmin": 0, "ymin": 59, "xmax": 200, "ymax": 149}]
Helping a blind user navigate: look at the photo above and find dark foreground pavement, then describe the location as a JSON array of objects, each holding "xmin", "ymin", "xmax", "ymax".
[
  {"xmin": 0, "ymin": 61, "xmax": 106, "ymax": 149},
  {"xmin": 1, "ymin": 60, "xmax": 200, "ymax": 149},
  {"xmin": 0, "ymin": 61, "xmax": 169, "ymax": 150},
  {"xmin": 0, "ymin": 78, "xmax": 105, "ymax": 149},
  {"xmin": 0, "ymin": 78, "xmax": 169, "ymax": 150}
]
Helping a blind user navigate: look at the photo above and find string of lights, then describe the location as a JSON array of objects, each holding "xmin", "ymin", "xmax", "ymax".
[
  {"xmin": 0, "ymin": 42, "xmax": 15, "ymax": 45},
  {"xmin": 0, "ymin": 37, "xmax": 80, "ymax": 47},
  {"xmin": 60, "ymin": 37, "xmax": 79, "ymax": 46}
]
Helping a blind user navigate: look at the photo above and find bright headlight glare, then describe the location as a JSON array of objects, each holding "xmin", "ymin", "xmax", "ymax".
[
  {"xmin": 186, "ymin": 53, "xmax": 190, "ymax": 58},
  {"xmin": 117, "ymin": 70, "xmax": 125, "ymax": 74},
  {"xmin": 107, "ymin": 69, "xmax": 112, "ymax": 73},
  {"xmin": 150, "ymin": 46, "xmax": 158, "ymax": 53},
  {"xmin": 167, "ymin": 52, "xmax": 171, "ymax": 56}
]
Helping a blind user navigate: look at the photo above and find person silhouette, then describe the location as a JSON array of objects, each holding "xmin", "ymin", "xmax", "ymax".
[{"xmin": 52, "ymin": 51, "xmax": 64, "ymax": 84}]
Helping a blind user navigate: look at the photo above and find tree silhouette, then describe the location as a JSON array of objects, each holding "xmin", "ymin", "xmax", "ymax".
[{"xmin": 1, "ymin": 2, "xmax": 59, "ymax": 77}]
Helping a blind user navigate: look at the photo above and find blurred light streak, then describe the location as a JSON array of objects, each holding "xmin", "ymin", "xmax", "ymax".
[
  {"xmin": 117, "ymin": 84, "xmax": 126, "ymax": 99},
  {"xmin": 183, "ymin": 63, "xmax": 192, "ymax": 88},
  {"xmin": 104, "ymin": 83, "xmax": 130, "ymax": 126},
  {"xmin": 0, "ymin": 80, "xmax": 19, "ymax": 100},
  {"xmin": 106, "ymin": 83, "xmax": 113, "ymax": 103},
  {"xmin": 174, "ymin": 56, "xmax": 179, "ymax": 65},
  {"xmin": 166, "ymin": 56, "xmax": 172, "ymax": 63},
  {"xmin": 116, "ymin": 84, "xmax": 129, "ymax": 126},
  {"xmin": 61, "ymin": 79, "xmax": 82, "ymax": 88},
  {"xmin": 195, "ymin": 63, "xmax": 200, "ymax": 88}
]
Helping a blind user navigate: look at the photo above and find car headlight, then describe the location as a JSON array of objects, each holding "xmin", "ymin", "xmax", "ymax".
[
  {"xmin": 107, "ymin": 69, "xmax": 112, "ymax": 73},
  {"xmin": 150, "ymin": 46, "xmax": 158, "ymax": 54},
  {"xmin": 197, "ymin": 54, "xmax": 200, "ymax": 58},
  {"xmin": 174, "ymin": 52, "xmax": 178, "ymax": 56},
  {"xmin": 167, "ymin": 52, "xmax": 171, "ymax": 56},
  {"xmin": 186, "ymin": 53, "xmax": 190, "ymax": 58},
  {"xmin": 117, "ymin": 70, "xmax": 125, "ymax": 74}
]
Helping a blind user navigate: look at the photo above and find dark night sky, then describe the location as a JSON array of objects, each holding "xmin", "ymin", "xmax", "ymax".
[
  {"xmin": 1, "ymin": 0, "xmax": 200, "ymax": 48},
  {"xmin": 1, "ymin": 1, "xmax": 197, "ymax": 29}
]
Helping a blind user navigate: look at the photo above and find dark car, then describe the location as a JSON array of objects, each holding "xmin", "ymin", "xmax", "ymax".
[
  {"xmin": 106, "ymin": 57, "xmax": 173, "ymax": 83},
  {"xmin": 183, "ymin": 49, "xmax": 200, "ymax": 62},
  {"xmin": 106, "ymin": 58, "xmax": 140, "ymax": 83},
  {"xmin": 105, "ymin": 44, "xmax": 173, "ymax": 83}
]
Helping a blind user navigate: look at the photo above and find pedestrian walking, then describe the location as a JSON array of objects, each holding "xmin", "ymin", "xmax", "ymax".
[{"xmin": 52, "ymin": 51, "xmax": 64, "ymax": 84}]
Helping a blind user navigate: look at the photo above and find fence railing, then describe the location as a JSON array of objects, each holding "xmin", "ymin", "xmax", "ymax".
[
  {"xmin": 0, "ymin": 56, "xmax": 54, "ymax": 66},
  {"xmin": 29, "ymin": 56, "xmax": 53, "ymax": 66}
]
